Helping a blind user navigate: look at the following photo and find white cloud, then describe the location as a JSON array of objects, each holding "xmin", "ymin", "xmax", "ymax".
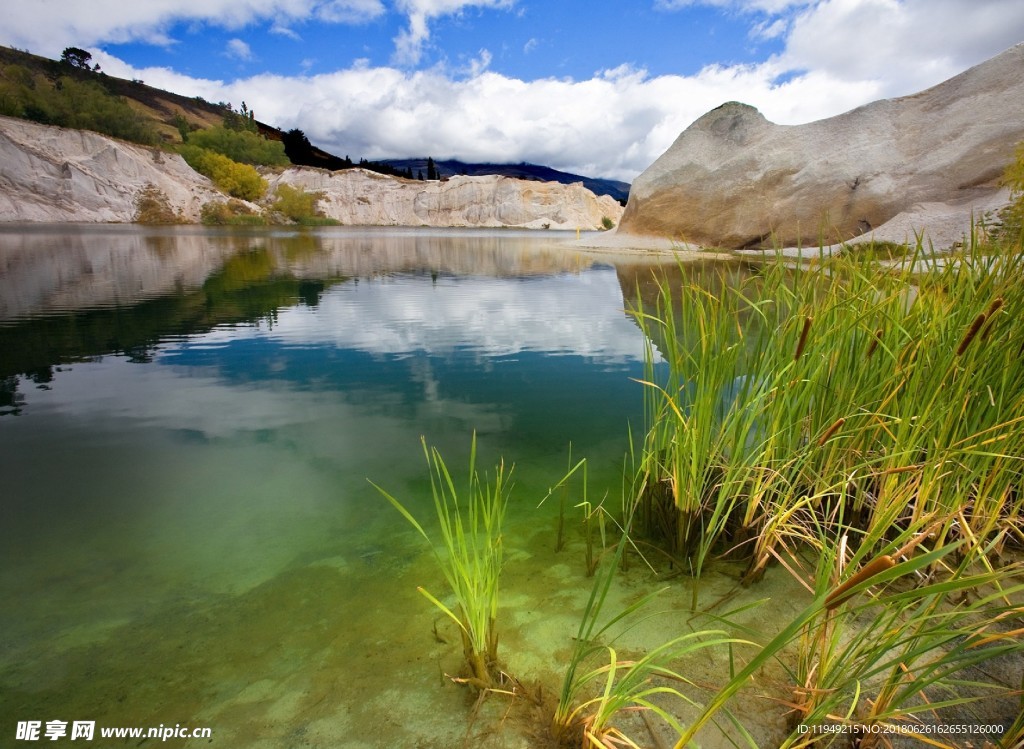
[
  {"xmin": 0, "ymin": 0, "xmax": 384, "ymax": 57},
  {"xmin": 6, "ymin": 0, "xmax": 1024, "ymax": 182},
  {"xmin": 391, "ymin": 0, "xmax": 515, "ymax": 66},
  {"xmin": 750, "ymin": 17, "xmax": 787, "ymax": 39},
  {"xmin": 225, "ymin": 38, "xmax": 255, "ymax": 61},
  {"xmin": 270, "ymin": 23, "xmax": 303, "ymax": 40},
  {"xmin": 781, "ymin": 0, "xmax": 1024, "ymax": 88}
]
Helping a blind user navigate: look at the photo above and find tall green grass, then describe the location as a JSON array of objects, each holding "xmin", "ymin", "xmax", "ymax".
[
  {"xmin": 621, "ymin": 233, "xmax": 1024, "ymax": 747},
  {"xmin": 630, "ymin": 238, "xmax": 1024, "ymax": 602},
  {"xmin": 371, "ymin": 434, "xmax": 510, "ymax": 689}
]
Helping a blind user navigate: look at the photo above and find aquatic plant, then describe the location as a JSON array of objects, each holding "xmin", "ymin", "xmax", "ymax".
[
  {"xmin": 371, "ymin": 434, "xmax": 510, "ymax": 689},
  {"xmin": 550, "ymin": 513, "xmax": 748, "ymax": 749},
  {"xmin": 668, "ymin": 507, "xmax": 1023, "ymax": 749},
  {"xmin": 629, "ymin": 236, "xmax": 1024, "ymax": 602}
]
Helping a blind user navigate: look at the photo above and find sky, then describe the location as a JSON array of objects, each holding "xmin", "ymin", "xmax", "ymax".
[{"xmin": 3, "ymin": 0, "xmax": 1024, "ymax": 181}]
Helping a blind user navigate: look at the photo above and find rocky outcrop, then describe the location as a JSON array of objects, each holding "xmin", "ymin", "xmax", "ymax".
[
  {"xmin": 0, "ymin": 115, "xmax": 623, "ymax": 230},
  {"xmin": 267, "ymin": 168, "xmax": 623, "ymax": 230},
  {"xmin": 618, "ymin": 43, "xmax": 1024, "ymax": 249}
]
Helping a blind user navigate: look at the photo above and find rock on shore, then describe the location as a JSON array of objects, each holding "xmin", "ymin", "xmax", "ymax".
[{"xmin": 618, "ymin": 42, "xmax": 1024, "ymax": 250}]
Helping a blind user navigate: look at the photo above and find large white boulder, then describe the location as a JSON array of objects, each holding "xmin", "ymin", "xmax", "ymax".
[{"xmin": 618, "ymin": 43, "xmax": 1024, "ymax": 250}]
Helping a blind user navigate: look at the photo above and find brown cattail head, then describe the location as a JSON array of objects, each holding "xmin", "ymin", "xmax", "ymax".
[
  {"xmin": 981, "ymin": 297, "xmax": 1004, "ymax": 341},
  {"xmin": 824, "ymin": 554, "xmax": 896, "ymax": 610},
  {"xmin": 817, "ymin": 417, "xmax": 846, "ymax": 447},
  {"xmin": 794, "ymin": 316, "xmax": 813, "ymax": 360},
  {"xmin": 865, "ymin": 328, "xmax": 883, "ymax": 359},
  {"xmin": 956, "ymin": 312, "xmax": 988, "ymax": 356}
]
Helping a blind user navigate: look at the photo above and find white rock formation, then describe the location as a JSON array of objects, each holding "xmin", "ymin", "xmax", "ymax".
[
  {"xmin": 0, "ymin": 115, "xmax": 226, "ymax": 222},
  {"xmin": 618, "ymin": 43, "xmax": 1024, "ymax": 250},
  {"xmin": 266, "ymin": 168, "xmax": 623, "ymax": 230},
  {"xmin": 0, "ymin": 115, "xmax": 623, "ymax": 230}
]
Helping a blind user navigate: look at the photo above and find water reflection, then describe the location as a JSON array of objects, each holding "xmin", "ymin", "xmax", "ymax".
[{"xmin": 0, "ymin": 226, "xmax": 734, "ymax": 747}]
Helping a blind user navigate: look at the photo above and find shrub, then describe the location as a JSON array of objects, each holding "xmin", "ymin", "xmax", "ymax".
[
  {"xmin": 179, "ymin": 145, "xmax": 266, "ymax": 201},
  {"xmin": 600, "ymin": 216, "xmax": 615, "ymax": 230},
  {"xmin": 0, "ymin": 71, "xmax": 158, "ymax": 145},
  {"xmin": 133, "ymin": 184, "xmax": 184, "ymax": 224},
  {"xmin": 187, "ymin": 126, "xmax": 289, "ymax": 167},
  {"xmin": 200, "ymin": 199, "xmax": 267, "ymax": 226},
  {"xmin": 1001, "ymin": 139, "xmax": 1024, "ymax": 239},
  {"xmin": 270, "ymin": 183, "xmax": 338, "ymax": 225}
]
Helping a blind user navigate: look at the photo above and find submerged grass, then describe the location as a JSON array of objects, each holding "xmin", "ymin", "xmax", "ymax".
[
  {"xmin": 371, "ymin": 433, "xmax": 510, "ymax": 690},
  {"xmin": 369, "ymin": 226, "xmax": 1024, "ymax": 747}
]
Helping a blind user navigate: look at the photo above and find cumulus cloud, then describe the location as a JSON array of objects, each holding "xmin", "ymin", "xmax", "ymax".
[
  {"xmin": 6, "ymin": 0, "xmax": 1024, "ymax": 181},
  {"xmin": 781, "ymin": 0, "xmax": 1024, "ymax": 88},
  {"xmin": 391, "ymin": 0, "xmax": 515, "ymax": 66},
  {"xmin": 1, "ymin": 0, "xmax": 385, "ymax": 57}
]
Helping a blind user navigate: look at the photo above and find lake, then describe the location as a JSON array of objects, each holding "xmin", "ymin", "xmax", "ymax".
[{"xmin": 1, "ymin": 225, "xmax": 732, "ymax": 747}]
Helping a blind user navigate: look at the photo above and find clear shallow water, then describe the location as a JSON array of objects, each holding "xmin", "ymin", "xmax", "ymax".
[{"xmin": 1, "ymin": 226, "xmax": 701, "ymax": 746}]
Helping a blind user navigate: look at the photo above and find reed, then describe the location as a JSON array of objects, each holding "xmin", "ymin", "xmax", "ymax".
[
  {"xmin": 669, "ymin": 508, "xmax": 1023, "ymax": 749},
  {"xmin": 628, "ymin": 235, "xmax": 1024, "ymax": 596},
  {"xmin": 370, "ymin": 433, "xmax": 511, "ymax": 689},
  {"xmin": 550, "ymin": 511, "xmax": 748, "ymax": 748}
]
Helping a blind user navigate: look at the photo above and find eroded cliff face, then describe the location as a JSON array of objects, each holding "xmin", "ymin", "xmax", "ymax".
[
  {"xmin": 618, "ymin": 43, "xmax": 1024, "ymax": 249},
  {"xmin": 0, "ymin": 115, "xmax": 623, "ymax": 230},
  {"xmin": 267, "ymin": 168, "xmax": 623, "ymax": 230},
  {"xmin": 0, "ymin": 115, "xmax": 226, "ymax": 222}
]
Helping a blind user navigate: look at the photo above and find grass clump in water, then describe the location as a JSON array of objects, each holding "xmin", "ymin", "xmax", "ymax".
[
  {"xmin": 630, "ymin": 234, "xmax": 1024, "ymax": 602},
  {"xmin": 371, "ymin": 434, "xmax": 510, "ymax": 690}
]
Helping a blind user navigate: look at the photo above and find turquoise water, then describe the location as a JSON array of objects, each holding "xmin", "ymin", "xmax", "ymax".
[{"xmin": 0, "ymin": 226, "xmax": 680, "ymax": 747}]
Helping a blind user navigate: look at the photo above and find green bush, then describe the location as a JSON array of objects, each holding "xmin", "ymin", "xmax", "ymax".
[
  {"xmin": 270, "ymin": 183, "xmax": 338, "ymax": 224},
  {"xmin": 200, "ymin": 200, "xmax": 267, "ymax": 226},
  {"xmin": 187, "ymin": 126, "xmax": 289, "ymax": 166},
  {"xmin": 1002, "ymin": 140, "xmax": 1024, "ymax": 239},
  {"xmin": 179, "ymin": 145, "xmax": 267, "ymax": 201},
  {"xmin": 0, "ymin": 69, "xmax": 158, "ymax": 145}
]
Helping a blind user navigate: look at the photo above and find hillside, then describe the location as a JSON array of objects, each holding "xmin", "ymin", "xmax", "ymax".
[{"xmin": 0, "ymin": 45, "xmax": 624, "ymax": 193}]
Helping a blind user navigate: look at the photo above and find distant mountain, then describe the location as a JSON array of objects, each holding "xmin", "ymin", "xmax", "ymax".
[{"xmin": 381, "ymin": 158, "xmax": 630, "ymax": 204}]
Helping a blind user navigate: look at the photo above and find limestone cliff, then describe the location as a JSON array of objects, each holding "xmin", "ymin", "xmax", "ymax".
[
  {"xmin": 618, "ymin": 43, "xmax": 1024, "ymax": 249},
  {"xmin": 267, "ymin": 168, "xmax": 623, "ymax": 230},
  {"xmin": 0, "ymin": 115, "xmax": 226, "ymax": 222},
  {"xmin": 0, "ymin": 115, "xmax": 623, "ymax": 230}
]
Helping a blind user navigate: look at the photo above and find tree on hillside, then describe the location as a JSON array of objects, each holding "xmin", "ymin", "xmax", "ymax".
[
  {"xmin": 60, "ymin": 47, "xmax": 93, "ymax": 70},
  {"xmin": 426, "ymin": 157, "xmax": 437, "ymax": 180},
  {"xmin": 282, "ymin": 128, "xmax": 314, "ymax": 164}
]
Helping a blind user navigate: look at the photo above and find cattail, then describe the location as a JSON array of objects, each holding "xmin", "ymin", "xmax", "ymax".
[
  {"xmin": 794, "ymin": 316, "xmax": 813, "ymax": 360},
  {"xmin": 981, "ymin": 297, "xmax": 1004, "ymax": 341},
  {"xmin": 817, "ymin": 417, "xmax": 846, "ymax": 447},
  {"xmin": 865, "ymin": 328, "xmax": 883, "ymax": 359},
  {"xmin": 824, "ymin": 554, "xmax": 896, "ymax": 610},
  {"xmin": 955, "ymin": 312, "xmax": 988, "ymax": 356}
]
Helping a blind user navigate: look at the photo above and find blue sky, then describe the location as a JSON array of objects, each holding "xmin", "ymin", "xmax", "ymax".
[
  {"xmin": 4, "ymin": 1, "xmax": 1024, "ymax": 180},
  {"xmin": 95, "ymin": 3, "xmax": 782, "ymax": 83}
]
